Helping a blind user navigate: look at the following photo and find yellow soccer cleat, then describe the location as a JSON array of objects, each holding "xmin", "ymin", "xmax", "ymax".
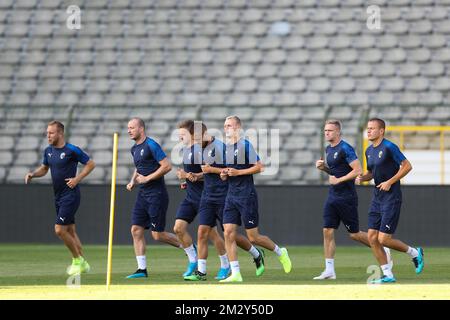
[
  {"xmin": 219, "ymin": 272, "xmax": 243, "ymax": 283},
  {"xmin": 278, "ymin": 248, "xmax": 292, "ymax": 273}
]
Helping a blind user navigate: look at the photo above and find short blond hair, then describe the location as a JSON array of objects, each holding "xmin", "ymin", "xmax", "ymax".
[
  {"xmin": 48, "ymin": 120, "xmax": 64, "ymax": 133},
  {"xmin": 325, "ymin": 119, "xmax": 342, "ymax": 131},
  {"xmin": 225, "ymin": 115, "xmax": 242, "ymax": 127}
]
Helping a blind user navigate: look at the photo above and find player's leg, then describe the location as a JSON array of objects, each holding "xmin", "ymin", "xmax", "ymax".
[
  {"xmin": 186, "ymin": 224, "xmax": 210, "ymax": 281},
  {"xmin": 367, "ymin": 200, "xmax": 396, "ymax": 283},
  {"xmin": 241, "ymin": 193, "xmax": 292, "ymax": 274},
  {"xmin": 55, "ymin": 223, "xmax": 89, "ymax": 276},
  {"xmin": 185, "ymin": 201, "xmax": 216, "ymax": 281},
  {"xmin": 349, "ymin": 231, "xmax": 370, "ymax": 247},
  {"xmin": 324, "ymin": 228, "xmax": 336, "ymax": 259},
  {"xmin": 67, "ymin": 224, "xmax": 83, "ymax": 257},
  {"xmin": 173, "ymin": 200, "xmax": 198, "ymax": 277},
  {"xmin": 126, "ymin": 224, "xmax": 148, "ymax": 278},
  {"xmin": 215, "ymin": 199, "xmax": 262, "ymax": 274},
  {"xmin": 173, "ymin": 199, "xmax": 197, "ymax": 248},
  {"xmin": 376, "ymin": 200, "xmax": 424, "ymax": 274},
  {"xmin": 350, "ymin": 229, "xmax": 393, "ymax": 269},
  {"xmin": 54, "ymin": 224, "xmax": 80, "ymax": 258},
  {"xmin": 67, "ymin": 224, "xmax": 90, "ymax": 273},
  {"xmin": 368, "ymin": 228, "xmax": 396, "ymax": 283},
  {"xmin": 314, "ymin": 199, "xmax": 339, "ymax": 279},
  {"xmin": 220, "ymin": 223, "xmax": 242, "ymax": 282},
  {"xmin": 131, "ymin": 225, "xmax": 146, "ymax": 256},
  {"xmin": 220, "ymin": 198, "xmax": 243, "ymax": 282},
  {"xmin": 313, "ymin": 228, "xmax": 337, "ymax": 280},
  {"xmin": 236, "ymin": 233, "xmax": 265, "ymax": 277},
  {"xmin": 209, "ymin": 227, "xmax": 226, "ymax": 255},
  {"xmin": 54, "ymin": 194, "xmax": 88, "ymax": 275},
  {"xmin": 173, "ymin": 218, "xmax": 193, "ymax": 248},
  {"xmin": 149, "ymin": 190, "xmax": 182, "ymax": 248},
  {"xmin": 127, "ymin": 192, "xmax": 150, "ymax": 278},
  {"xmin": 151, "ymin": 230, "xmax": 181, "ymax": 247},
  {"xmin": 209, "ymin": 226, "xmax": 231, "ymax": 280}
]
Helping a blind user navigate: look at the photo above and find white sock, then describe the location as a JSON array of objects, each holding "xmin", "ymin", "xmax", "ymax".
[
  {"xmin": 184, "ymin": 244, "xmax": 197, "ymax": 263},
  {"xmin": 230, "ymin": 261, "xmax": 240, "ymax": 275},
  {"xmin": 219, "ymin": 254, "xmax": 230, "ymax": 269},
  {"xmin": 381, "ymin": 264, "xmax": 394, "ymax": 278},
  {"xmin": 273, "ymin": 245, "xmax": 282, "ymax": 257},
  {"xmin": 198, "ymin": 259, "xmax": 207, "ymax": 274},
  {"xmin": 325, "ymin": 258, "xmax": 335, "ymax": 273},
  {"xmin": 407, "ymin": 246, "xmax": 419, "ymax": 258},
  {"xmin": 248, "ymin": 246, "xmax": 260, "ymax": 259},
  {"xmin": 136, "ymin": 255, "xmax": 146, "ymax": 270}
]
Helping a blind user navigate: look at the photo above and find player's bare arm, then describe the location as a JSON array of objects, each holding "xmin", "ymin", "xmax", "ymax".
[
  {"xmin": 176, "ymin": 167, "xmax": 187, "ymax": 180},
  {"xmin": 316, "ymin": 158, "xmax": 331, "ymax": 175},
  {"xmin": 185, "ymin": 171, "xmax": 202, "ymax": 182},
  {"xmin": 65, "ymin": 159, "xmax": 96, "ymax": 189},
  {"xmin": 136, "ymin": 157, "xmax": 172, "ymax": 184},
  {"xmin": 25, "ymin": 165, "xmax": 49, "ymax": 184},
  {"xmin": 377, "ymin": 159, "xmax": 412, "ymax": 192},
  {"xmin": 220, "ymin": 168, "xmax": 229, "ymax": 180},
  {"xmin": 227, "ymin": 161, "xmax": 263, "ymax": 176},
  {"xmin": 329, "ymin": 160, "xmax": 362, "ymax": 185},
  {"xmin": 191, "ymin": 172, "xmax": 204, "ymax": 181},
  {"xmin": 355, "ymin": 171, "xmax": 373, "ymax": 185},
  {"xmin": 201, "ymin": 164, "xmax": 222, "ymax": 175},
  {"xmin": 127, "ymin": 169, "xmax": 138, "ymax": 191}
]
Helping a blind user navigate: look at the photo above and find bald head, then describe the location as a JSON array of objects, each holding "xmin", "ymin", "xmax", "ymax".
[{"xmin": 128, "ymin": 117, "xmax": 146, "ymax": 142}]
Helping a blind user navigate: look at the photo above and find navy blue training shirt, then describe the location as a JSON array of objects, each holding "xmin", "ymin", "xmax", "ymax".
[
  {"xmin": 365, "ymin": 138, "xmax": 407, "ymax": 200},
  {"xmin": 202, "ymin": 137, "xmax": 228, "ymax": 202},
  {"xmin": 181, "ymin": 143, "xmax": 204, "ymax": 203},
  {"xmin": 325, "ymin": 140, "xmax": 358, "ymax": 199},
  {"xmin": 131, "ymin": 137, "xmax": 167, "ymax": 189},
  {"xmin": 43, "ymin": 143, "xmax": 90, "ymax": 197},
  {"xmin": 225, "ymin": 138, "xmax": 260, "ymax": 197}
]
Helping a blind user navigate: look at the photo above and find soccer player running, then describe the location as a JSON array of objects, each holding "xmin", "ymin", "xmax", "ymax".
[
  {"xmin": 218, "ymin": 116, "xmax": 292, "ymax": 283},
  {"xmin": 314, "ymin": 119, "xmax": 392, "ymax": 280},
  {"xmin": 184, "ymin": 123, "xmax": 266, "ymax": 281},
  {"xmin": 126, "ymin": 117, "xmax": 181, "ymax": 279},
  {"xmin": 25, "ymin": 120, "xmax": 95, "ymax": 275},
  {"xmin": 357, "ymin": 118, "xmax": 424, "ymax": 283},
  {"xmin": 173, "ymin": 120, "xmax": 230, "ymax": 279}
]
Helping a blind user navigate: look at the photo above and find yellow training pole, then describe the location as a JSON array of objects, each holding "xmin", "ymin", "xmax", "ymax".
[
  {"xmin": 106, "ymin": 133, "xmax": 119, "ymax": 290},
  {"xmin": 440, "ymin": 130, "xmax": 445, "ymax": 185}
]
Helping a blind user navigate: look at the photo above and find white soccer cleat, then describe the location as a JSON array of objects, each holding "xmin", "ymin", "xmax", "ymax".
[
  {"xmin": 313, "ymin": 271, "xmax": 336, "ymax": 280},
  {"xmin": 384, "ymin": 247, "xmax": 394, "ymax": 269}
]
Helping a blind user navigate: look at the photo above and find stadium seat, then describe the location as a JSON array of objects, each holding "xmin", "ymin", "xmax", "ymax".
[
  {"xmin": 0, "ymin": 151, "xmax": 13, "ymax": 166},
  {"xmin": 398, "ymin": 63, "xmax": 421, "ymax": 77},
  {"xmin": 226, "ymin": 93, "xmax": 249, "ymax": 106},
  {"xmin": 6, "ymin": 166, "xmax": 30, "ymax": 183},
  {"xmin": 15, "ymin": 151, "xmax": 39, "ymax": 166}
]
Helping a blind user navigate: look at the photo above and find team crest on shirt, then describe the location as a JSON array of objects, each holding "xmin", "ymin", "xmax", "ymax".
[
  {"xmin": 378, "ymin": 151, "xmax": 383, "ymax": 158},
  {"xmin": 60, "ymin": 152, "xmax": 66, "ymax": 159},
  {"xmin": 48, "ymin": 153, "xmax": 52, "ymax": 158},
  {"xmin": 333, "ymin": 152, "xmax": 338, "ymax": 159},
  {"xmin": 140, "ymin": 149, "xmax": 144, "ymax": 156}
]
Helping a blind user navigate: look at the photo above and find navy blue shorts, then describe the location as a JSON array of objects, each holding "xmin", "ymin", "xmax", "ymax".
[
  {"xmin": 223, "ymin": 192, "xmax": 259, "ymax": 229},
  {"xmin": 132, "ymin": 188, "xmax": 169, "ymax": 232},
  {"xmin": 323, "ymin": 197, "xmax": 359, "ymax": 233},
  {"xmin": 198, "ymin": 198, "xmax": 225, "ymax": 228},
  {"xmin": 175, "ymin": 198, "xmax": 199, "ymax": 224},
  {"xmin": 54, "ymin": 189, "xmax": 80, "ymax": 225},
  {"xmin": 368, "ymin": 199, "xmax": 402, "ymax": 234}
]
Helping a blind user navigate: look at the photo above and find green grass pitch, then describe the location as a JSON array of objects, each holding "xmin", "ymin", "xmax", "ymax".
[{"xmin": 1, "ymin": 244, "xmax": 449, "ymax": 299}]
